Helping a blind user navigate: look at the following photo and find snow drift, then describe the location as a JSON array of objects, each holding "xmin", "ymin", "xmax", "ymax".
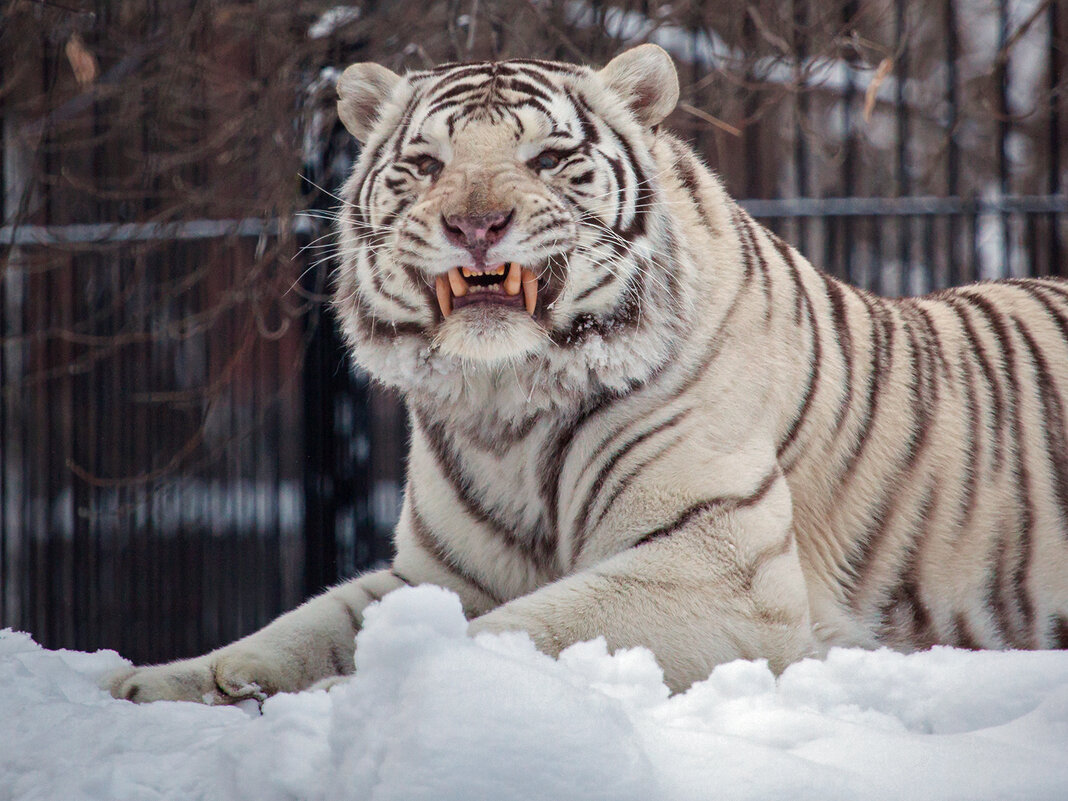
[{"xmin": 3, "ymin": 585, "xmax": 1068, "ymax": 801}]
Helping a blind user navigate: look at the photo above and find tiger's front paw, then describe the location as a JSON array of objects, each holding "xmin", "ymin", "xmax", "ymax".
[{"xmin": 105, "ymin": 649, "xmax": 287, "ymax": 705}]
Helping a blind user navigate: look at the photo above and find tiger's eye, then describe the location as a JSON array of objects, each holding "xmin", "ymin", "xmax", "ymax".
[
  {"xmin": 534, "ymin": 151, "xmax": 561, "ymax": 171},
  {"xmin": 416, "ymin": 156, "xmax": 443, "ymax": 177}
]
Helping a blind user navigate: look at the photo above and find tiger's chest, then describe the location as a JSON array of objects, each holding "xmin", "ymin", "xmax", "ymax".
[
  {"xmin": 453, "ymin": 425, "xmax": 555, "ymax": 544},
  {"xmin": 431, "ymin": 410, "xmax": 642, "ymax": 584}
]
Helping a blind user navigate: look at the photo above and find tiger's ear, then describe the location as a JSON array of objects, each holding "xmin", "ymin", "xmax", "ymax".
[
  {"xmin": 336, "ymin": 63, "xmax": 402, "ymax": 142},
  {"xmin": 597, "ymin": 44, "xmax": 679, "ymax": 127}
]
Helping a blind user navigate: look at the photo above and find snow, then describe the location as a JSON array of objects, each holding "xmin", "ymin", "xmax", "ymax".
[{"xmin": 3, "ymin": 585, "xmax": 1068, "ymax": 801}]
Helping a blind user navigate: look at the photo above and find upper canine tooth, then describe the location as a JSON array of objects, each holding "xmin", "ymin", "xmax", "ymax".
[
  {"xmin": 504, "ymin": 262, "xmax": 522, "ymax": 296},
  {"xmin": 435, "ymin": 275, "xmax": 452, "ymax": 317},
  {"xmin": 448, "ymin": 268, "xmax": 468, "ymax": 297},
  {"xmin": 521, "ymin": 268, "xmax": 538, "ymax": 316}
]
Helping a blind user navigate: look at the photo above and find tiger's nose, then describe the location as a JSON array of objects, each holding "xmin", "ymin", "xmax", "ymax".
[{"xmin": 441, "ymin": 210, "xmax": 514, "ymax": 257}]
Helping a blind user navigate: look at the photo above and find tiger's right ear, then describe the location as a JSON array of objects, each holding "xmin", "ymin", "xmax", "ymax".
[{"xmin": 336, "ymin": 63, "xmax": 402, "ymax": 142}]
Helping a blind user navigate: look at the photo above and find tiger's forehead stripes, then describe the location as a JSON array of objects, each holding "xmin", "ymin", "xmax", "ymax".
[{"xmin": 402, "ymin": 62, "xmax": 591, "ymax": 144}]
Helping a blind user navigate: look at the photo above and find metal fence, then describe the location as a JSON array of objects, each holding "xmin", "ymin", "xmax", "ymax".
[{"xmin": 1, "ymin": 0, "xmax": 1064, "ymax": 665}]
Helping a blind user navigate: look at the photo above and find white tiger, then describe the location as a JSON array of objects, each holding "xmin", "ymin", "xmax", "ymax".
[{"xmin": 109, "ymin": 44, "xmax": 1068, "ymax": 703}]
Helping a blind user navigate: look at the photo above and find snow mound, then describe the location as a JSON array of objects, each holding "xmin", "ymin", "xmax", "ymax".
[{"xmin": 3, "ymin": 585, "xmax": 1068, "ymax": 801}]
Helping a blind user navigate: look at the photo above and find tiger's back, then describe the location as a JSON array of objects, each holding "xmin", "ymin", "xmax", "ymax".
[{"xmin": 781, "ymin": 273, "xmax": 1068, "ymax": 653}]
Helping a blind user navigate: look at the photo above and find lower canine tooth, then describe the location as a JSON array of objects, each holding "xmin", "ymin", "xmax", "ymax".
[
  {"xmin": 521, "ymin": 268, "xmax": 537, "ymax": 315},
  {"xmin": 435, "ymin": 275, "xmax": 452, "ymax": 317}
]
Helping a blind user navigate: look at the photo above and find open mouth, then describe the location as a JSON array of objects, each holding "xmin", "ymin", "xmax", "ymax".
[{"xmin": 434, "ymin": 262, "xmax": 538, "ymax": 318}]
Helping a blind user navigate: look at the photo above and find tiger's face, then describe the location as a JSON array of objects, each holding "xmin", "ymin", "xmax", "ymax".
[{"xmin": 333, "ymin": 46, "xmax": 684, "ymax": 411}]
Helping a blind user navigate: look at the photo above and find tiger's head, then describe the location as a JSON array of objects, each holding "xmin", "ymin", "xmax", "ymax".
[{"xmin": 333, "ymin": 46, "xmax": 691, "ymax": 418}]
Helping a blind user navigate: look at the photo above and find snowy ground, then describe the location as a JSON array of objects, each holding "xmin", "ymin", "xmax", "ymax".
[{"xmin": 3, "ymin": 586, "xmax": 1068, "ymax": 801}]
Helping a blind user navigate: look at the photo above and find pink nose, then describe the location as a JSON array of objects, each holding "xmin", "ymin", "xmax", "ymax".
[{"xmin": 441, "ymin": 210, "xmax": 514, "ymax": 257}]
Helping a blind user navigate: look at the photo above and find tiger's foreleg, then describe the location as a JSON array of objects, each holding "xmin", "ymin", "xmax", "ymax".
[
  {"xmin": 468, "ymin": 473, "xmax": 816, "ymax": 692},
  {"xmin": 105, "ymin": 569, "xmax": 405, "ymax": 703},
  {"xmin": 106, "ymin": 547, "xmax": 498, "ymax": 704}
]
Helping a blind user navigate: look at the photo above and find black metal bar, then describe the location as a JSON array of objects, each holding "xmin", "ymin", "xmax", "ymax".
[
  {"xmin": 895, "ymin": 0, "xmax": 910, "ymax": 295},
  {"xmin": 946, "ymin": 0, "xmax": 961, "ymax": 285},
  {"xmin": 841, "ymin": 0, "xmax": 858, "ymax": 286},
  {"xmin": 1049, "ymin": 0, "xmax": 1063, "ymax": 276},
  {"xmin": 741, "ymin": 194, "xmax": 1068, "ymax": 217},
  {"xmin": 997, "ymin": 0, "xmax": 1011, "ymax": 277},
  {"xmin": 792, "ymin": 0, "xmax": 809, "ymax": 251}
]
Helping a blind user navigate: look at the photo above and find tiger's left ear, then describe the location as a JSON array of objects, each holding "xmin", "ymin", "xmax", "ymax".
[
  {"xmin": 597, "ymin": 44, "xmax": 679, "ymax": 127},
  {"xmin": 337, "ymin": 62, "xmax": 402, "ymax": 143}
]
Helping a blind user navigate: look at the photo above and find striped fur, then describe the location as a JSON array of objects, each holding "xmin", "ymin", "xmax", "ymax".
[{"xmin": 109, "ymin": 46, "xmax": 1068, "ymax": 703}]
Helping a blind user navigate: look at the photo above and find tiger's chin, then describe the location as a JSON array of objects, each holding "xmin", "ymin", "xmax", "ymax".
[{"xmin": 432, "ymin": 305, "xmax": 547, "ymax": 365}]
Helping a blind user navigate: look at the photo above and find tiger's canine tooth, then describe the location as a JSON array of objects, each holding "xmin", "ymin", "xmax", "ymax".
[
  {"xmin": 447, "ymin": 268, "xmax": 468, "ymax": 297},
  {"xmin": 435, "ymin": 274, "xmax": 452, "ymax": 317},
  {"xmin": 504, "ymin": 262, "xmax": 522, "ymax": 296},
  {"xmin": 521, "ymin": 268, "xmax": 537, "ymax": 315}
]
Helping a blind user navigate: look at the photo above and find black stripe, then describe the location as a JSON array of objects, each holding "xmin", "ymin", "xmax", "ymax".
[
  {"xmin": 952, "ymin": 613, "xmax": 982, "ymax": 650},
  {"xmin": 839, "ymin": 292, "xmax": 895, "ymax": 478},
  {"xmin": 567, "ymin": 89, "xmax": 601, "ymax": 145},
  {"xmin": 360, "ymin": 585, "xmax": 385, "ymax": 604},
  {"xmin": 774, "ymin": 240, "xmax": 822, "ymax": 460},
  {"xmin": 740, "ymin": 530, "xmax": 795, "ymax": 593},
  {"xmin": 409, "ymin": 504, "xmax": 503, "ymax": 605},
  {"xmin": 959, "ymin": 290, "xmax": 1035, "ymax": 645},
  {"xmin": 502, "ymin": 77, "xmax": 553, "ymax": 103},
  {"xmin": 428, "ymin": 80, "xmax": 492, "ymax": 105},
  {"xmin": 771, "ymin": 234, "xmax": 805, "ymax": 325},
  {"xmin": 956, "ymin": 348, "xmax": 982, "ymax": 535},
  {"xmin": 731, "ymin": 207, "xmax": 755, "ymax": 283},
  {"xmin": 668, "ymin": 138, "xmax": 715, "ymax": 234},
  {"xmin": 591, "ymin": 431, "xmax": 688, "ymax": 534},
  {"xmin": 414, "ymin": 409, "xmax": 555, "ymax": 570},
  {"xmin": 875, "ymin": 483, "xmax": 939, "ymax": 648},
  {"xmin": 738, "ymin": 213, "xmax": 773, "ymax": 312},
  {"xmin": 336, "ymin": 597, "xmax": 361, "ymax": 633},
  {"xmin": 602, "ymin": 119, "xmax": 649, "ymax": 240},
  {"xmin": 844, "ymin": 303, "xmax": 940, "ymax": 603},
  {"xmin": 943, "ymin": 295, "xmax": 1006, "ymax": 472},
  {"xmin": 899, "ymin": 306, "xmax": 937, "ymax": 470},
  {"xmin": 571, "ymin": 410, "xmax": 688, "ymax": 564},
  {"xmin": 986, "ymin": 532, "xmax": 1016, "ymax": 644},
  {"xmin": 1054, "ymin": 615, "xmax": 1068, "ymax": 649},
  {"xmin": 634, "ymin": 469, "xmax": 780, "ymax": 548},
  {"xmin": 328, "ymin": 644, "xmax": 350, "ymax": 676},
  {"xmin": 822, "ymin": 274, "xmax": 855, "ymax": 437},
  {"xmin": 537, "ymin": 391, "xmax": 625, "ymax": 565},
  {"xmin": 914, "ymin": 304, "xmax": 953, "ymax": 384},
  {"xmin": 505, "ymin": 59, "xmax": 585, "ymax": 76},
  {"xmin": 1014, "ymin": 318, "xmax": 1068, "ymax": 539},
  {"xmin": 573, "ymin": 271, "xmax": 615, "ymax": 302}
]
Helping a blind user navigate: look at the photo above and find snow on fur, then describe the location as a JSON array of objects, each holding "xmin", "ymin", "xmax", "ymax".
[{"xmin": 3, "ymin": 585, "xmax": 1067, "ymax": 801}]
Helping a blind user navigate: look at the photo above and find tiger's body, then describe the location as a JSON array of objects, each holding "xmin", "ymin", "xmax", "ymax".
[{"xmin": 110, "ymin": 45, "xmax": 1067, "ymax": 703}]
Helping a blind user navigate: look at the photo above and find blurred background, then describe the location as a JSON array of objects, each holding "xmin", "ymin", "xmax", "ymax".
[{"xmin": 0, "ymin": 0, "xmax": 1064, "ymax": 665}]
